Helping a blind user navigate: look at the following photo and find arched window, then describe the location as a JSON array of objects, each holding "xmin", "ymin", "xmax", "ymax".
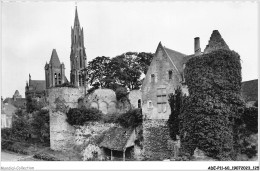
[
  {"xmin": 58, "ymin": 73, "xmax": 61, "ymax": 85},
  {"xmin": 138, "ymin": 99, "xmax": 141, "ymax": 108},
  {"xmin": 54, "ymin": 73, "xmax": 57, "ymax": 85}
]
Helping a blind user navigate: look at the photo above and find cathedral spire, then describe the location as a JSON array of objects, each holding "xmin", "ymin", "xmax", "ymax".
[
  {"xmin": 70, "ymin": 5, "xmax": 87, "ymax": 87},
  {"xmin": 74, "ymin": 6, "xmax": 80, "ymax": 27}
]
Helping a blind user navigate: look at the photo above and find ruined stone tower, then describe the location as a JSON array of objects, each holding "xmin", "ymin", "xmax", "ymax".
[
  {"xmin": 45, "ymin": 49, "xmax": 66, "ymax": 88},
  {"xmin": 70, "ymin": 7, "xmax": 87, "ymax": 87}
]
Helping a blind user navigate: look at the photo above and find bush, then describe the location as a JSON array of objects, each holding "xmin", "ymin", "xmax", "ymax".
[
  {"xmin": 115, "ymin": 86, "xmax": 128, "ymax": 101},
  {"xmin": 1, "ymin": 128, "xmax": 13, "ymax": 140},
  {"xmin": 102, "ymin": 113, "xmax": 119, "ymax": 123},
  {"xmin": 66, "ymin": 107, "xmax": 103, "ymax": 126},
  {"xmin": 34, "ymin": 152, "xmax": 60, "ymax": 161},
  {"xmin": 1, "ymin": 140, "xmax": 14, "ymax": 150},
  {"xmin": 117, "ymin": 108, "xmax": 142, "ymax": 128}
]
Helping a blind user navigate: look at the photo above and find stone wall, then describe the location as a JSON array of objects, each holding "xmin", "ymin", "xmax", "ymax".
[
  {"xmin": 48, "ymin": 87, "xmax": 83, "ymax": 151},
  {"xmin": 128, "ymin": 90, "xmax": 142, "ymax": 109},
  {"xmin": 84, "ymin": 89, "xmax": 117, "ymax": 114},
  {"xmin": 142, "ymin": 119, "xmax": 171, "ymax": 160}
]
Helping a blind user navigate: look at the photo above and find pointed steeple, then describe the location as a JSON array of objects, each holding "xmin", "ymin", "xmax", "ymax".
[
  {"xmin": 49, "ymin": 49, "xmax": 61, "ymax": 67},
  {"xmin": 74, "ymin": 6, "xmax": 80, "ymax": 27}
]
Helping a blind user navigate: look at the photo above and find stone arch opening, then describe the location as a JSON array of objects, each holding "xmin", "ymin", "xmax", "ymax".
[
  {"xmin": 99, "ymin": 101, "xmax": 108, "ymax": 114},
  {"xmin": 90, "ymin": 101, "xmax": 99, "ymax": 109}
]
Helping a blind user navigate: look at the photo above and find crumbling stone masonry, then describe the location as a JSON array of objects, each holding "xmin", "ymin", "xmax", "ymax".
[{"xmin": 48, "ymin": 87, "xmax": 83, "ymax": 151}]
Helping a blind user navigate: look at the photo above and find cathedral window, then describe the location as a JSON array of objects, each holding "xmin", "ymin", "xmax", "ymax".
[
  {"xmin": 54, "ymin": 73, "xmax": 57, "ymax": 85},
  {"xmin": 58, "ymin": 73, "xmax": 61, "ymax": 85},
  {"xmin": 169, "ymin": 70, "xmax": 173, "ymax": 80},
  {"xmin": 157, "ymin": 88, "xmax": 167, "ymax": 113}
]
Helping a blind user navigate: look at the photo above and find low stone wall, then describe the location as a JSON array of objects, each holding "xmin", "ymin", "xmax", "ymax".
[{"xmin": 143, "ymin": 119, "xmax": 171, "ymax": 160}]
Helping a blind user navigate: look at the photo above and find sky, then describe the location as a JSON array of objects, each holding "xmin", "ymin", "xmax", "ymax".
[{"xmin": 1, "ymin": 1, "xmax": 259, "ymax": 98}]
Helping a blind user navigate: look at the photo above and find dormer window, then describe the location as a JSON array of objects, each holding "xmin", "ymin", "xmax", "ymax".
[{"xmin": 169, "ymin": 70, "xmax": 173, "ymax": 80}]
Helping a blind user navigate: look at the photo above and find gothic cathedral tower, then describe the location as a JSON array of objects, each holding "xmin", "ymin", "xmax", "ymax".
[
  {"xmin": 70, "ymin": 7, "xmax": 87, "ymax": 87},
  {"xmin": 45, "ymin": 49, "xmax": 66, "ymax": 88}
]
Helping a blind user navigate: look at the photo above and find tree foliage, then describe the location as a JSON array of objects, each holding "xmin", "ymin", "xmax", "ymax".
[
  {"xmin": 26, "ymin": 95, "xmax": 44, "ymax": 113},
  {"xmin": 30, "ymin": 109, "xmax": 50, "ymax": 143},
  {"xmin": 87, "ymin": 56, "xmax": 111, "ymax": 87},
  {"xmin": 87, "ymin": 52, "xmax": 153, "ymax": 90},
  {"xmin": 116, "ymin": 108, "xmax": 143, "ymax": 128},
  {"xmin": 11, "ymin": 109, "xmax": 31, "ymax": 141}
]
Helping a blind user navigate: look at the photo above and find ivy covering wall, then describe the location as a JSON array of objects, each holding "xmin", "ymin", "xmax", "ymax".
[
  {"xmin": 181, "ymin": 49, "xmax": 244, "ymax": 160},
  {"xmin": 143, "ymin": 120, "xmax": 171, "ymax": 160}
]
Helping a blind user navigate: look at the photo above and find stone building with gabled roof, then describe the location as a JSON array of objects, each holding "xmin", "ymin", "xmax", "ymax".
[
  {"xmin": 4, "ymin": 90, "xmax": 26, "ymax": 109},
  {"xmin": 99, "ymin": 127, "xmax": 136, "ymax": 161},
  {"xmin": 141, "ymin": 30, "xmax": 233, "ymax": 160}
]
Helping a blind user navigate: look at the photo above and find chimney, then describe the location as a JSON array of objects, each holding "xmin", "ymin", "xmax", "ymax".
[{"xmin": 194, "ymin": 37, "xmax": 201, "ymax": 55}]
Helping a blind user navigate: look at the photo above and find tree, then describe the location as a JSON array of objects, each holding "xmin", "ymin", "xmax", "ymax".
[
  {"xmin": 87, "ymin": 56, "xmax": 111, "ymax": 87},
  {"xmin": 26, "ymin": 95, "xmax": 44, "ymax": 113},
  {"xmin": 11, "ymin": 109, "xmax": 31, "ymax": 141},
  {"xmin": 108, "ymin": 53, "xmax": 142, "ymax": 90},
  {"xmin": 87, "ymin": 52, "xmax": 153, "ymax": 91},
  {"xmin": 168, "ymin": 87, "xmax": 184, "ymax": 141},
  {"xmin": 30, "ymin": 109, "xmax": 50, "ymax": 144},
  {"xmin": 135, "ymin": 52, "xmax": 154, "ymax": 74}
]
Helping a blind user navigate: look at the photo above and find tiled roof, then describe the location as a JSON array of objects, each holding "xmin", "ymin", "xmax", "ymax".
[
  {"xmin": 49, "ymin": 49, "xmax": 61, "ymax": 67},
  {"xmin": 30, "ymin": 80, "xmax": 46, "ymax": 92},
  {"xmin": 163, "ymin": 46, "xmax": 187, "ymax": 73},
  {"xmin": 241, "ymin": 79, "xmax": 258, "ymax": 102},
  {"xmin": 99, "ymin": 127, "xmax": 134, "ymax": 151}
]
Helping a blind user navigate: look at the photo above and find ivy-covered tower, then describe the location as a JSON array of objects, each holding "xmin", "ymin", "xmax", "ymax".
[{"xmin": 70, "ymin": 6, "xmax": 87, "ymax": 87}]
